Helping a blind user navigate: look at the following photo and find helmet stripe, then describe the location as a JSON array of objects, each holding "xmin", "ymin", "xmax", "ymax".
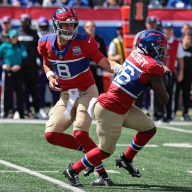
[
  {"xmin": 60, "ymin": 6, "xmax": 68, "ymax": 12},
  {"xmin": 69, "ymin": 7, "xmax": 74, "ymax": 14}
]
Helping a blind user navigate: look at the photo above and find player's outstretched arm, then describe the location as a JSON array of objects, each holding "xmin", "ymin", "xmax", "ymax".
[
  {"xmin": 98, "ymin": 57, "xmax": 122, "ymax": 74},
  {"xmin": 150, "ymin": 74, "xmax": 169, "ymax": 104}
]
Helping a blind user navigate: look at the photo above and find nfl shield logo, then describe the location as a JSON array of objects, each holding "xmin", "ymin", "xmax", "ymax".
[{"xmin": 59, "ymin": 55, "xmax": 63, "ymax": 59}]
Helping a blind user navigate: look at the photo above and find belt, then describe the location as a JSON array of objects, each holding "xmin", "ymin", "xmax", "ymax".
[{"xmin": 62, "ymin": 90, "xmax": 87, "ymax": 96}]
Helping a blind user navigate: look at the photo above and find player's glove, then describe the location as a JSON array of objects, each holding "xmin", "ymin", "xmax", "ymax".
[
  {"xmin": 114, "ymin": 64, "xmax": 123, "ymax": 74},
  {"xmin": 162, "ymin": 70, "xmax": 173, "ymax": 88}
]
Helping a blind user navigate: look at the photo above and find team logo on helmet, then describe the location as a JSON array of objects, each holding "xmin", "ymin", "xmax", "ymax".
[{"xmin": 136, "ymin": 30, "xmax": 169, "ymax": 62}]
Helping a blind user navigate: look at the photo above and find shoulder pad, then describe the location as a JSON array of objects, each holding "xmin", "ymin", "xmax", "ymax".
[{"xmin": 75, "ymin": 33, "xmax": 88, "ymax": 40}]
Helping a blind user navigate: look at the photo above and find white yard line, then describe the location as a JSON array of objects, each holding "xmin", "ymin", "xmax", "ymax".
[
  {"xmin": 117, "ymin": 144, "xmax": 158, "ymax": 147},
  {"xmin": 167, "ymin": 121, "xmax": 192, "ymax": 126},
  {"xmin": 117, "ymin": 143, "xmax": 192, "ymax": 148},
  {"xmin": 0, "ymin": 119, "xmax": 47, "ymax": 124},
  {"xmin": 157, "ymin": 125, "xmax": 192, "ymax": 134},
  {"xmin": 163, "ymin": 143, "xmax": 192, "ymax": 148},
  {"xmin": 1, "ymin": 119, "xmax": 192, "ymax": 127},
  {"xmin": 0, "ymin": 170, "xmax": 59, "ymax": 173},
  {"xmin": 106, "ymin": 170, "xmax": 120, "ymax": 174},
  {"xmin": 0, "ymin": 160, "xmax": 85, "ymax": 192}
]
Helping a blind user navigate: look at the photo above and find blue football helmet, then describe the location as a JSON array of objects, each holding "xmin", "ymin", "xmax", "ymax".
[
  {"xmin": 38, "ymin": 16, "xmax": 49, "ymax": 27},
  {"xmin": 37, "ymin": 16, "xmax": 50, "ymax": 36},
  {"xmin": 136, "ymin": 30, "xmax": 169, "ymax": 62},
  {"xmin": 52, "ymin": 6, "xmax": 79, "ymax": 40}
]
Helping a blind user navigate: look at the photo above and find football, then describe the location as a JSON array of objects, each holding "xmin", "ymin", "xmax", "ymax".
[{"xmin": 162, "ymin": 70, "xmax": 172, "ymax": 87}]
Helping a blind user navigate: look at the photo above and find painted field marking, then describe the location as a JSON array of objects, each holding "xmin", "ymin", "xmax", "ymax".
[
  {"xmin": 0, "ymin": 170, "xmax": 59, "ymax": 173},
  {"xmin": 3, "ymin": 119, "xmax": 190, "ymax": 126},
  {"xmin": 0, "ymin": 160, "xmax": 85, "ymax": 192},
  {"xmin": 0, "ymin": 119, "xmax": 47, "ymax": 125},
  {"xmin": 117, "ymin": 143, "xmax": 192, "ymax": 148},
  {"xmin": 0, "ymin": 169, "xmax": 121, "ymax": 175},
  {"xmin": 163, "ymin": 143, "xmax": 192, "ymax": 148},
  {"xmin": 117, "ymin": 144, "xmax": 158, "ymax": 147},
  {"xmin": 157, "ymin": 125, "xmax": 192, "ymax": 134},
  {"xmin": 166, "ymin": 121, "xmax": 192, "ymax": 126},
  {"xmin": 106, "ymin": 170, "xmax": 120, "ymax": 174}
]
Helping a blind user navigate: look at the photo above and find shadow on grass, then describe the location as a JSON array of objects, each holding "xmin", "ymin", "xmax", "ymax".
[{"xmin": 110, "ymin": 184, "xmax": 192, "ymax": 191}]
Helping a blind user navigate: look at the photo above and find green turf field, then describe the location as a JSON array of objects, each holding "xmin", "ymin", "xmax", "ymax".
[{"xmin": 0, "ymin": 120, "xmax": 192, "ymax": 192}]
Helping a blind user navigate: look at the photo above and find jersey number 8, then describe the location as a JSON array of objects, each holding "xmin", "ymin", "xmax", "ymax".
[{"xmin": 56, "ymin": 63, "xmax": 71, "ymax": 78}]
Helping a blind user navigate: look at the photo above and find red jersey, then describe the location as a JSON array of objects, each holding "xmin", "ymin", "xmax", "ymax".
[
  {"xmin": 38, "ymin": 33, "xmax": 104, "ymax": 91},
  {"xmin": 98, "ymin": 50, "xmax": 164, "ymax": 114}
]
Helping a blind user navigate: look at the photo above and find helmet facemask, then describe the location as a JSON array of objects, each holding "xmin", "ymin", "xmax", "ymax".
[
  {"xmin": 53, "ymin": 17, "xmax": 78, "ymax": 40},
  {"xmin": 53, "ymin": 6, "xmax": 79, "ymax": 40},
  {"xmin": 153, "ymin": 41, "xmax": 170, "ymax": 62}
]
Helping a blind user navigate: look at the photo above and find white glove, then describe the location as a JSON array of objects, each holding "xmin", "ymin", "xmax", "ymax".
[{"xmin": 114, "ymin": 63, "xmax": 123, "ymax": 74}]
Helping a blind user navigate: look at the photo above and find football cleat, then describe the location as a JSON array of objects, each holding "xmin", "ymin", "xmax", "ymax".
[
  {"xmin": 63, "ymin": 165, "xmax": 83, "ymax": 187},
  {"xmin": 84, "ymin": 165, "xmax": 94, "ymax": 177},
  {"xmin": 116, "ymin": 154, "xmax": 141, "ymax": 177},
  {"xmin": 90, "ymin": 174, "xmax": 113, "ymax": 186}
]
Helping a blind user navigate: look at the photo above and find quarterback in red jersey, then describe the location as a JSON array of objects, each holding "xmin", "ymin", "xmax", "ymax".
[
  {"xmin": 37, "ymin": 6, "xmax": 120, "ymax": 187},
  {"xmin": 63, "ymin": 30, "xmax": 171, "ymax": 187}
]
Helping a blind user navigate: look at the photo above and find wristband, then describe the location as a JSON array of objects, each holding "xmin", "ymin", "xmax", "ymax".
[
  {"xmin": 46, "ymin": 71, "xmax": 55, "ymax": 79},
  {"xmin": 114, "ymin": 64, "xmax": 123, "ymax": 74}
]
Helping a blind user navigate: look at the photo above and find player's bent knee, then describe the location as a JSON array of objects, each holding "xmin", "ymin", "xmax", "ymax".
[
  {"xmin": 45, "ymin": 119, "xmax": 56, "ymax": 130},
  {"xmin": 97, "ymin": 130, "xmax": 117, "ymax": 154},
  {"xmin": 149, "ymin": 126, "xmax": 157, "ymax": 134},
  {"xmin": 73, "ymin": 118, "xmax": 91, "ymax": 132},
  {"xmin": 100, "ymin": 149, "xmax": 111, "ymax": 157},
  {"xmin": 142, "ymin": 126, "xmax": 157, "ymax": 134},
  {"xmin": 99, "ymin": 143, "xmax": 116, "ymax": 154},
  {"xmin": 45, "ymin": 119, "xmax": 66, "ymax": 133}
]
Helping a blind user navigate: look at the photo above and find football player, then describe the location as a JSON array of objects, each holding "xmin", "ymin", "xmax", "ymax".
[
  {"xmin": 37, "ymin": 16, "xmax": 51, "ymax": 37},
  {"xmin": 64, "ymin": 30, "xmax": 171, "ymax": 187},
  {"xmin": 37, "ymin": 6, "xmax": 121, "ymax": 187}
]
